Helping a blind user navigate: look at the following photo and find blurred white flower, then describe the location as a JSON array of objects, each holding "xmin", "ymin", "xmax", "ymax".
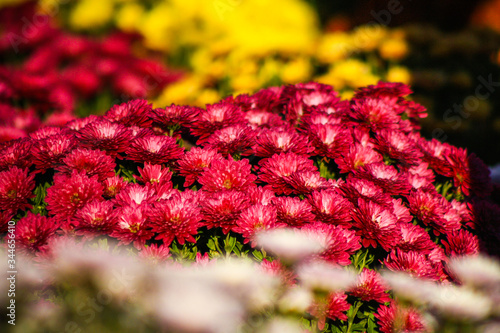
[
  {"xmin": 297, "ymin": 260, "xmax": 357, "ymax": 293},
  {"xmin": 382, "ymin": 271, "xmax": 437, "ymax": 304},
  {"xmin": 448, "ymin": 255, "xmax": 500, "ymax": 289},
  {"xmin": 428, "ymin": 284, "xmax": 492, "ymax": 322},
  {"xmin": 255, "ymin": 228, "xmax": 326, "ymax": 264},
  {"xmin": 257, "ymin": 317, "xmax": 306, "ymax": 333},
  {"xmin": 278, "ymin": 286, "xmax": 313, "ymax": 314}
]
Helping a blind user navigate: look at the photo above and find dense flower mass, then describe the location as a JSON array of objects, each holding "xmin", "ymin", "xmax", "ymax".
[{"xmin": 2, "ymin": 81, "xmax": 500, "ymax": 332}]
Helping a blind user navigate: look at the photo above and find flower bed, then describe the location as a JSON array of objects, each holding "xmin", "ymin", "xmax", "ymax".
[{"xmin": 2, "ymin": 81, "xmax": 500, "ymax": 332}]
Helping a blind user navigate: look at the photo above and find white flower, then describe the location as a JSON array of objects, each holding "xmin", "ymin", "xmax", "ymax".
[
  {"xmin": 255, "ymin": 228, "xmax": 326, "ymax": 264},
  {"xmin": 297, "ymin": 260, "xmax": 357, "ymax": 293},
  {"xmin": 257, "ymin": 317, "xmax": 305, "ymax": 333},
  {"xmin": 448, "ymin": 255, "xmax": 500, "ymax": 289},
  {"xmin": 278, "ymin": 286, "xmax": 313, "ymax": 314},
  {"xmin": 382, "ymin": 271, "xmax": 436, "ymax": 304}
]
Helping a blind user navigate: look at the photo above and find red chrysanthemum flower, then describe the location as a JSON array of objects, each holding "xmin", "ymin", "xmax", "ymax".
[
  {"xmin": 335, "ymin": 144, "xmax": 383, "ymax": 174},
  {"xmin": 383, "ymin": 249, "xmax": 443, "ymax": 281},
  {"xmin": 442, "ymin": 229, "xmax": 479, "ymax": 257},
  {"xmin": 104, "ymin": 99, "xmax": 153, "ymax": 127},
  {"xmin": 407, "ymin": 188, "xmax": 461, "ymax": 236},
  {"xmin": 56, "ymin": 148, "xmax": 116, "ymax": 182},
  {"xmin": 149, "ymin": 193, "xmax": 203, "ymax": 246},
  {"xmin": 349, "ymin": 268, "xmax": 391, "ymax": 303},
  {"xmin": 32, "ymin": 133, "xmax": 76, "ymax": 171},
  {"xmin": 246, "ymin": 186, "xmax": 276, "ymax": 206},
  {"xmin": 76, "ymin": 118, "xmax": 132, "ymax": 156},
  {"xmin": 310, "ymin": 292, "xmax": 350, "ymax": 329},
  {"xmin": 416, "ymin": 137, "xmax": 453, "ymax": 176},
  {"xmin": 258, "ymin": 152, "xmax": 317, "ymax": 195},
  {"xmin": 177, "ymin": 147, "xmax": 224, "ymax": 187},
  {"xmin": 138, "ymin": 244, "xmax": 171, "ymax": 263},
  {"xmin": 67, "ymin": 115, "xmax": 99, "ymax": 132},
  {"xmin": 306, "ymin": 124, "xmax": 351, "ymax": 159},
  {"xmin": 253, "ymin": 127, "xmax": 313, "ymax": 158},
  {"xmin": 396, "ymin": 222, "xmax": 436, "ymax": 255},
  {"xmin": 150, "ymin": 104, "xmax": 201, "ymax": 136},
  {"xmin": 74, "ymin": 200, "xmax": 117, "ymax": 236},
  {"xmin": 126, "ymin": 133, "xmax": 184, "ymax": 165},
  {"xmin": 29, "ymin": 126, "xmax": 64, "ymax": 141},
  {"xmin": 233, "ymin": 204, "xmax": 284, "ymax": 244},
  {"xmin": 113, "ymin": 183, "xmax": 157, "ymax": 208},
  {"xmin": 0, "ymin": 210, "xmax": 14, "ymax": 234},
  {"xmin": 14, "ymin": 212, "xmax": 59, "ymax": 254},
  {"xmin": 189, "ymin": 101, "xmax": 245, "ymax": 144},
  {"xmin": 303, "ymin": 222, "xmax": 361, "ymax": 266},
  {"xmin": 354, "ymin": 81, "xmax": 413, "ymax": 99},
  {"xmin": 373, "ymin": 129, "xmax": 423, "ymax": 167},
  {"xmin": 307, "ymin": 190, "xmax": 353, "ymax": 227},
  {"xmin": 0, "ymin": 166, "xmax": 35, "ymax": 213},
  {"xmin": 356, "ymin": 162, "xmax": 411, "ymax": 195},
  {"xmin": 288, "ymin": 171, "xmax": 333, "ymax": 195},
  {"xmin": 375, "ymin": 301, "xmax": 427, "ymax": 333},
  {"xmin": 135, "ymin": 163, "xmax": 173, "ymax": 189},
  {"xmin": 352, "ymin": 198, "xmax": 401, "ymax": 251},
  {"xmin": 46, "ymin": 170, "xmax": 103, "ymax": 221},
  {"xmin": 347, "ymin": 97, "xmax": 401, "ymax": 131},
  {"xmin": 102, "ymin": 175, "xmax": 128, "ymax": 198},
  {"xmin": 204, "ymin": 125, "xmax": 255, "ymax": 157},
  {"xmin": 272, "ymin": 196, "xmax": 315, "ymax": 227},
  {"xmin": 442, "ymin": 146, "xmax": 492, "ymax": 197},
  {"xmin": 244, "ymin": 110, "xmax": 287, "ymax": 129},
  {"xmin": 0, "ymin": 138, "xmax": 32, "ymax": 171},
  {"xmin": 111, "ymin": 203, "xmax": 155, "ymax": 249},
  {"xmin": 200, "ymin": 190, "xmax": 250, "ymax": 233},
  {"xmin": 198, "ymin": 158, "xmax": 256, "ymax": 192},
  {"xmin": 341, "ymin": 177, "xmax": 392, "ymax": 208}
]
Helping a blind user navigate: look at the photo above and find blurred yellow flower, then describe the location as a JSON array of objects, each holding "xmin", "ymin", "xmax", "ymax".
[
  {"xmin": 379, "ymin": 37, "xmax": 409, "ymax": 60},
  {"xmin": 386, "ymin": 66, "xmax": 411, "ymax": 84},
  {"xmin": 317, "ymin": 59, "xmax": 379, "ymax": 90},
  {"xmin": 69, "ymin": 0, "xmax": 114, "ymax": 30}
]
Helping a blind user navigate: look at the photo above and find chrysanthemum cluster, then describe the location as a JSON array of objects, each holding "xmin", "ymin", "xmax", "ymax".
[
  {"xmin": 0, "ymin": 3, "xmax": 180, "ymax": 142},
  {"xmin": 2, "ymin": 81, "xmax": 500, "ymax": 332}
]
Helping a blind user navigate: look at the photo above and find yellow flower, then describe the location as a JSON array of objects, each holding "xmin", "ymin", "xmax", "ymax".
[
  {"xmin": 69, "ymin": 0, "xmax": 114, "ymax": 30},
  {"xmin": 351, "ymin": 25, "xmax": 387, "ymax": 52},
  {"xmin": 317, "ymin": 59, "xmax": 379, "ymax": 90},
  {"xmin": 115, "ymin": 2, "xmax": 144, "ymax": 32},
  {"xmin": 379, "ymin": 38, "xmax": 408, "ymax": 60},
  {"xmin": 281, "ymin": 57, "xmax": 312, "ymax": 84},
  {"xmin": 317, "ymin": 33, "xmax": 353, "ymax": 63},
  {"xmin": 386, "ymin": 66, "xmax": 411, "ymax": 84}
]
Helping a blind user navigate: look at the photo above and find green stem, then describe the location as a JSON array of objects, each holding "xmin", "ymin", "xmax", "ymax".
[{"xmin": 346, "ymin": 301, "xmax": 363, "ymax": 333}]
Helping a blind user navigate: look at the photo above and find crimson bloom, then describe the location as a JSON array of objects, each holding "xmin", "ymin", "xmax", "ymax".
[
  {"xmin": 32, "ymin": 132, "xmax": 76, "ymax": 171},
  {"xmin": 272, "ymin": 196, "xmax": 315, "ymax": 227},
  {"xmin": 198, "ymin": 158, "xmax": 256, "ymax": 192},
  {"xmin": 14, "ymin": 212, "xmax": 59, "ymax": 254},
  {"xmin": 104, "ymin": 99, "xmax": 153, "ymax": 127},
  {"xmin": 76, "ymin": 118, "xmax": 132, "ymax": 156},
  {"xmin": 0, "ymin": 166, "xmax": 35, "ymax": 213},
  {"xmin": 74, "ymin": 200, "xmax": 117, "ymax": 236},
  {"xmin": 177, "ymin": 147, "xmax": 224, "ymax": 187},
  {"xmin": 307, "ymin": 190, "xmax": 353, "ymax": 227},
  {"xmin": 233, "ymin": 204, "xmax": 285, "ymax": 244},
  {"xmin": 127, "ymin": 133, "xmax": 184, "ymax": 165},
  {"xmin": 204, "ymin": 125, "xmax": 256, "ymax": 157},
  {"xmin": 253, "ymin": 126, "xmax": 313, "ymax": 158},
  {"xmin": 349, "ymin": 268, "xmax": 391, "ymax": 304},
  {"xmin": 200, "ymin": 190, "xmax": 250, "ymax": 233},
  {"xmin": 56, "ymin": 148, "xmax": 116, "ymax": 182},
  {"xmin": 111, "ymin": 203, "xmax": 154, "ymax": 249},
  {"xmin": 375, "ymin": 301, "xmax": 427, "ymax": 333}
]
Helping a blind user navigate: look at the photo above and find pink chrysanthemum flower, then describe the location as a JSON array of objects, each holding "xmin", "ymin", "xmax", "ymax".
[
  {"xmin": 189, "ymin": 101, "xmax": 245, "ymax": 144},
  {"xmin": 113, "ymin": 183, "xmax": 157, "ymax": 208},
  {"xmin": 66, "ymin": 115, "xmax": 99, "ymax": 132},
  {"xmin": 149, "ymin": 195, "xmax": 203, "ymax": 246},
  {"xmin": 397, "ymin": 223, "xmax": 436, "ymax": 255},
  {"xmin": 349, "ymin": 268, "xmax": 391, "ymax": 303},
  {"xmin": 76, "ymin": 118, "xmax": 132, "ymax": 156},
  {"xmin": 0, "ymin": 166, "xmax": 35, "ymax": 213},
  {"xmin": 204, "ymin": 125, "xmax": 255, "ymax": 157},
  {"xmin": 303, "ymin": 222, "xmax": 361, "ymax": 266},
  {"xmin": 244, "ymin": 110, "xmax": 287, "ymax": 129},
  {"xmin": 258, "ymin": 152, "xmax": 317, "ymax": 195},
  {"xmin": 373, "ymin": 129, "xmax": 423, "ymax": 167},
  {"xmin": 29, "ymin": 126, "xmax": 64, "ymax": 141},
  {"xmin": 354, "ymin": 81, "xmax": 413, "ymax": 99},
  {"xmin": 384, "ymin": 249, "xmax": 443, "ymax": 281},
  {"xmin": 375, "ymin": 301, "xmax": 427, "ymax": 333},
  {"xmin": 104, "ymin": 99, "xmax": 153, "ymax": 127},
  {"xmin": 307, "ymin": 190, "xmax": 352, "ymax": 227},
  {"xmin": 341, "ymin": 177, "xmax": 392, "ymax": 208},
  {"xmin": 416, "ymin": 137, "xmax": 453, "ymax": 176},
  {"xmin": 253, "ymin": 127, "xmax": 313, "ymax": 158},
  {"xmin": 14, "ymin": 212, "xmax": 59, "ymax": 254},
  {"xmin": 198, "ymin": 158, "xmax": 256, "ymax": 192},
  {"xmin": 352, "ymin": 198, "xmax": 401, "ymax": 251},
  {"xmin": 177, "ymin": 147, "xmax": 224, "ymax": 187},
  {"xmin": 246, "ymin": 186, "xmax": 276, "ymax": 206},
  {"xmin": 357, "ymin": 162, "xmax": 411, "ymax": 195},
  {"xmin": 46, "ymin": 170, "xmax": 103, "ymax": 221},
  {"xmin": 335, "ymin": 144, "xmax": 383, "ymax": 174},
  {"xmin": 32, "ymin": 133, "xmax": 76, "ymax": 171},
  {"xmin": 56, "ymin": 148, "xmax": 116, "ymax": 182},
  {"xmin": 0, "ymin": 138, "xmax": 32, "ymax": 171},
  {"xmin": 74, "ymin": 200, "xmax": 117, "ymax": 236},
  {"xmin": 102, "ymin": 175, "xmax": 128, "ymax": 198},
  {"xmin": 200, "ymin": 190, "xmax": 250, "ymax": 233},
  {"xmin": 0, "ymin": 210, "xmax": 14, "ymax": 234},
  {"xmin": 138, "ymin": 244, "xmax": 171, "ymax": 263},
  {"xmin": 135, "ymin": 163, "xmax": 173, "ymax": 188},
  {"xmin": 306, "ymin": 124, "xmax": 351, "ymax": 159},
  {"xmin": 442, "ymin": 229, "xmax": 479, "ymax": 257},
  {"xmin": 127, "ymin": 133, "xmax": 184, "ymax": 165},
  {"xmin": 111, "ymin": 203, "xmax": 154, "ymax": 249},
  {"xmin": 288, "ymin": 171, "xmax": 333, "ymax": 195},
  {"xmin": 233, "ymin": 204, "xmax": 284, "ymax": 244},
  {"xmin": 151, "ymin": 104, "xmax": 201, "ymax": 136},
  {"xmin": 272, "ymin": 196, "xmax": 315, "ymax": 227}
]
